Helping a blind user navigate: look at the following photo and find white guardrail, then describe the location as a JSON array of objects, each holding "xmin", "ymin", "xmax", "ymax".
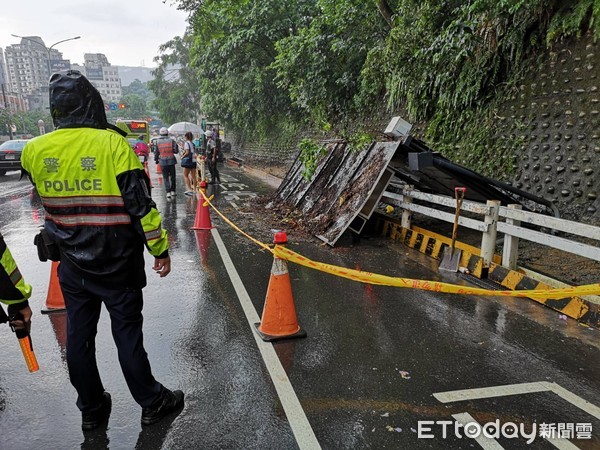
[{"xmin": 381, "ymin": 186, "xmax": 600, "ymax": 270}]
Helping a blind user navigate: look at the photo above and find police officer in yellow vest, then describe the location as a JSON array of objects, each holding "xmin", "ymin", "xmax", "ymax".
[
  {"xmin": 0, "ymin": 232, "xmax": 33, "ymax": 332},
  {"xmin": 21, "ymin": 70, "xmax": 184, "ymax": 431}
]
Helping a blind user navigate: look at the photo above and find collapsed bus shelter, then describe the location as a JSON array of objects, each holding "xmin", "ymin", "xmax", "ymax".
[{"xmin": 269, "ymin": 124, "xmax": 555, "ymax": 247}]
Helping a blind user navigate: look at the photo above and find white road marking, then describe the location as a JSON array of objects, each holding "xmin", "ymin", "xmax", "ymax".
[
  {"xmin": 451, "ymin": 413, "xmax": 505, "ymax": 450},
  {"xmin": 546, "ymin": 437, "xmax": 581, "ymax": 449},
  {"xmin": 434, "ymin": 381, "xmax": 600, "ymax": 420},
  {"xmin": 546, "ymin": 382, "xmax": 600, "ymax": 420},
  {"xmin": 434, "ymin": 382, "xmax": 549, "ymax": 403},
  {"xmin": 227, "ymin": 183, "xmax": 249, "ymax": 190},
  {"xmin": 229, "ymin": 202, "xmax": 254, "ymax": 215},
  {"xmin": 211, "ymin": 228, "xmax": 321, "ymax": 450}
]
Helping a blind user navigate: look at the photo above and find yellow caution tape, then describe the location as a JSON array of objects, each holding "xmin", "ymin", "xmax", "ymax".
[
  {"xmin": 203, "ymin": 194, "xmax": 214, "ymax": 207},
  {"xmin": 200, "ymin": 190, "xmax": 600, "ymax": 299},
  {"xmin": 200, "ymin": 189, "xmax": 272, "ymax": 252},
  {"xmin": 274, "ymin": 246, "xmax": 600, "ymax": 299}
]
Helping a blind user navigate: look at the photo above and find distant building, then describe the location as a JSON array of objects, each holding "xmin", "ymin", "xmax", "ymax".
[
  {"xmin": 0, "ymin": 48, "xmax": 7, "ymax": 85},
  {"xmin": 0, "ymin": 41, "xmax": 123, "ymax": 111},
  {"xmin": 0, "ymin": 91, "xmax": 29, "ymax": 112},
  {"xmin": 116, "ymin": 66, "xmax": 155, "ymax": 86},
  {"xmin": 0, "ymin": 48, "xmax": 29, "ymax": 112},
  {"xmin": 80, "ymin": 53, "xmax": 123, "ymax": 103},
  {"xmin": 2, "ymin": 36, "xmax": 69, "ymax": 111}
]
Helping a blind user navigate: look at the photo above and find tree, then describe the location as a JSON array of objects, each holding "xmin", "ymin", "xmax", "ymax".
[
  {"xmin": 0, "ymin": 110, "xmax": 53, "ymax": 137},
  {"xmin": 148, "ymin": 35, "xmax": 200, "ymax": 124},
  {"xmin": 376, "ymin": 0, "xmax": 395, "ymax": 28},
  {"xmin": 271, "ymin": 0, "xmax": 388, "ymax": 132},
  {"xmin": 173, "ymin": 0, "xmax": 316, "ymax": 138},
  {"xmin": 123, "ymin": 79, "xmax": 154, "ymax": 100},
  {"xmin": 165, "ymin": 0, "xmax": 600, "ymax": 177}
]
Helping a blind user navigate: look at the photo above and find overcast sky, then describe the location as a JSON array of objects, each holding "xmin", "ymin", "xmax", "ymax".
[{"xmin": 0, "ymin": 0, "xmax": 189, "ymax": 67}]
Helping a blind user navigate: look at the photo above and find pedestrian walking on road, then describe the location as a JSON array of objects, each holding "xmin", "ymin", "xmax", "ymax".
[
  {"xmin": 21, "ymin": 70, "xmax": 184, "ymax": 431},
  {"xmin": 154, "ymin": 127, "xmax": 179, "ymax": 198},
  {"xmin": 205, "ymin": 130, "xmax": 220, "ymax": 184},
  {"xmin": 181, "ymin": 131, "xmax": 197, "ymax": 196},
  {"xmin": 0, "ymin": 232, "xmax": 33, "ymax": 334}
]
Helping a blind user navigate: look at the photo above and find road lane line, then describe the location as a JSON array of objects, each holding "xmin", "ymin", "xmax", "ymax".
[
  {"xmin": 211, "ymin": 228, "xmax": 321, "ymax": 450},
  {"xmin": 545, "ymin": 437, "xmax": 581, "ymax": 449},
  {"xmin": 435, "ymin": 381, "xmax": 600, "ymax": 422},
  {"xmin": 434, "ymin": 382, "xmax": 550, "ymax": 403},
  {"xmin": 451, "ymin": 413, "xmax": 505, "ymax": 449},
  {"xmin": 543, "ymin": 382, "xmax": 600, "ymax": 420},
  {"xmin": 229, "ymin": 202, "xmax": 254, "ymax": 215}
]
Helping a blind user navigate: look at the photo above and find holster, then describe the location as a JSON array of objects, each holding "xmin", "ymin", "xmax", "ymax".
[{"xmin": 34, "ymin": 229, "xmax": 60, "ymax": 262}]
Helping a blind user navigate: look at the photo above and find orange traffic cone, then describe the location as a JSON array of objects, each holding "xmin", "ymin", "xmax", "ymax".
[
  {"xmin": 41, "ymin": 261, "xmax": 66, "ymax": 314},
  {"xmin": 48, "ymin": 312, "xmax": 68, "ymax": 357},
  {"xmin": 194, "ymin": 230, "xmax": 211, "ymax": 266},
  {"xmin": 254, "ymin": 232, "xmax": 306, "ymax": 341},
  {"xmin": 191, "ymin": 181, "xmax": 213, "ymax": 230},
  {"xmin": 144, "ymin": 162, "xmax": 153, "ymax": 188},
  {"xmin": 156, "ymin": 162, "xmax": 162, "ymax": 174}
]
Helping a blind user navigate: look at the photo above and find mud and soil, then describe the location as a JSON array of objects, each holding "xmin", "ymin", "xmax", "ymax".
[{"xmin": 236, "ymin": 163, "xmax": 600, "ymax": 287}]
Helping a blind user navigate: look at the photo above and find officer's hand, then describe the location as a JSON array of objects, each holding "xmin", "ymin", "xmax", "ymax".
[
  {"xmin": 9, "ymin": 305, "xmax": 32, "ymax": 333},
  {"xmin": 153, "ymin": 256, "xmax": 171, "ymax": 277}
]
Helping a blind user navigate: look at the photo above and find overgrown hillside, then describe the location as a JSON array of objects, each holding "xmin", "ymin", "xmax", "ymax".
[{"xmin": 152, "ymin": 0, "xmax": 599, "ymax": 181}]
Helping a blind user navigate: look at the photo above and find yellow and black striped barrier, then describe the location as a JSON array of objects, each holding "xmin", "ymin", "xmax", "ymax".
[{"xmin": 378, "ymin": 214, "xmax": 599, "ymax": 327}]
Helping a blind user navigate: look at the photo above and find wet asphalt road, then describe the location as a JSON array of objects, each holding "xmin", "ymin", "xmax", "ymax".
[{"xmin": 0, "ymin": 163, "xmax": 599, "ymax": 450}]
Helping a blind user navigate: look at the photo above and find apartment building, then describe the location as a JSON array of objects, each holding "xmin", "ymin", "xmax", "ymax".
[
  {"xmin": 2, "ymin": 37, "xmax": 66, "ymax": 110},
  {"xmin": 1, "ymin": 39, "xmax": 123, "ymax": 110},
  {"xmin": 80, "ymin": 53, "xmax": 123, "ymax": 103}
]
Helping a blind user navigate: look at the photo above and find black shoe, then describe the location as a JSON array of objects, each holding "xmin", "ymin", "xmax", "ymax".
[
  {"xmin": 141, "ymin": 389, "xmax": 184, "ymax": 426},
  {"xmin": 82, "ymin": 392, "xmax": 112, "ymax": 431}
]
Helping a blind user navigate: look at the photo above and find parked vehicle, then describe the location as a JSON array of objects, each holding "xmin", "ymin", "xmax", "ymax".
[{"xmin": 0, "ymin": 139, "xmax": 28, "ymax": 176}]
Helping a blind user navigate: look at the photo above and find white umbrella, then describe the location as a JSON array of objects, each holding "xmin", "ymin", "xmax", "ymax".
[{"xmin": 167, "ymin": 122, "xmax": 204, "ymax": 135}]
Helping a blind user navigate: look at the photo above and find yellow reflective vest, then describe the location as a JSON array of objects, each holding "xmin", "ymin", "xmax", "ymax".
[
  {"xmin": 0, "ymin": 232, "xmax": 32, "ymax": 306},
  {"xmin": 22, "ymin": 128, "xmax": 169, "ymax": 288}
]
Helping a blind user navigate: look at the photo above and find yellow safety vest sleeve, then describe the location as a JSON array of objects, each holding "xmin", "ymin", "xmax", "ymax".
[{"xmin": 0, "ymin": 234, "xmax": 32, "ymax": 305}]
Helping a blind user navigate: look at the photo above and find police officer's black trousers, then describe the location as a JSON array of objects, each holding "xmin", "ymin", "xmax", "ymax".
[
  {"xmin": 161, "ymin": 164, "xmax": 176, "ymax": 192},
  {"xmin": 59, "ymin": 263, "xmax": 163, "ymax": 413},
  {"xmin": 208, "ymin": 160, "xmax": 220, "ymax": 183}
]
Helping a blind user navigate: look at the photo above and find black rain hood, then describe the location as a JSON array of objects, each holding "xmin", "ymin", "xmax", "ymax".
[{"xmin": 49, "ymin": 70, "xmax": 126, "ymax": 136}]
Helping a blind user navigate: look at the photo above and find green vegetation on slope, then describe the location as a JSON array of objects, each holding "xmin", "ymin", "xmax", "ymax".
[{"xmin": 152, "ymin": 0, "xmax": 599, "ymax": 178}]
